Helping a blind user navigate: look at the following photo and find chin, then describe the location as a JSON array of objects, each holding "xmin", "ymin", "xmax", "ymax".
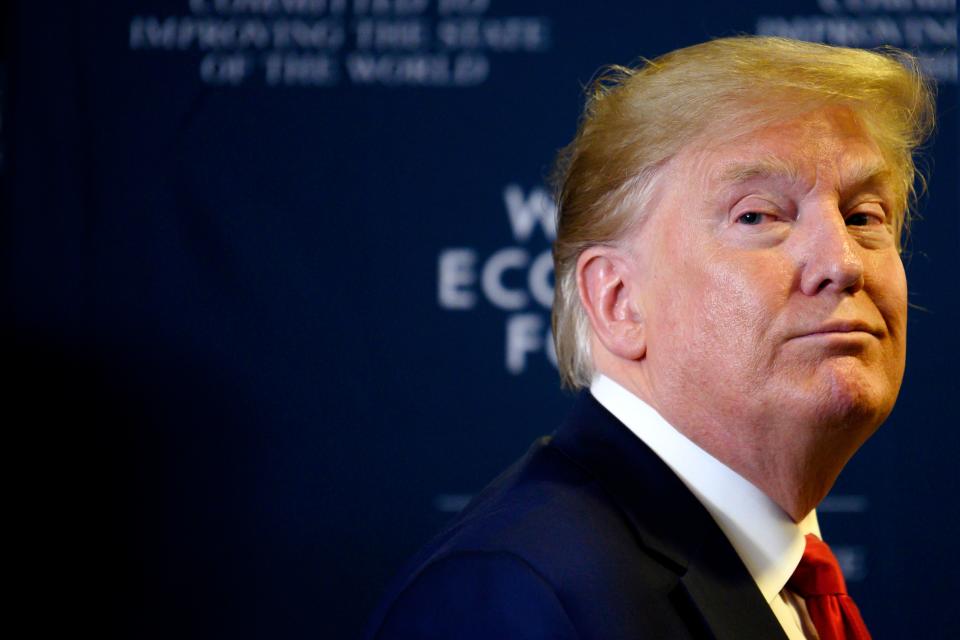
[{"xmin": 808, "ymin": 356, "xmax": 898, "ymax": 433}]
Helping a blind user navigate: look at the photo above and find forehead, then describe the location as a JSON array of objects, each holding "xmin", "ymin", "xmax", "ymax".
[{"xmin": 690, "ymin": 106, "xmax": 889, "ymax": 189}]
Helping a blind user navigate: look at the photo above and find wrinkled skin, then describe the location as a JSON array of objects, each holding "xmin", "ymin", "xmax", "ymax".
[{"xmin": 607, "ymin": 106, "xmax": 907, "ymax": 520}]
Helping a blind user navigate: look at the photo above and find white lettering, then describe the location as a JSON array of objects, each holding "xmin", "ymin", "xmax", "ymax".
[
  {"xmin": 843, "ymin": 0, "xmax": 915, "ymax": 11},
  {"xmin": 129, "ymin": 17, "xmax": 175, "ymax": 49},
  {"xmin": 353, "ymin": 0, "xmax": 429, "ymax": 15},
  {"xmin": 436, "ymin": 18, "xmax": 550, "ymax": 52},
  {"xmin": 528, "ymin": 249, "xmax": 554, "ymax": 309},
  {"xmin": 345, "ymin": 53, "xmax": 454, "ymax": 85},
  {"xmin": 816, "ymin": 0, "xmax": 958, "ymax": 12},
  {"xmin": 915, "ymin": 0, "xmax": 956, "ymax": 10},
  {"xmin": 503, "ymin": 184, "xmax": 556, "ymax": 243},
  {"xmin": 903, "ymin": 16, "xmax": 957, "ymax": 46},
  {"xmin": 205, "ymin": 0, "xmax": 347, "ymax": 13},
  {"xmin": 438, "ymin": 249, "xmax": 477, "ymax": 309},
  {"xmin": 482, "ymin": 248, "xmax": 528, "ymax": 310},
  {"xmin": 438, "ymin": 182, "xmax": 564, "ymax": 375},
  {"xmin": 264, "ymin": 53, "xmax": 338, "ymax": 85},
  {"xmin": 200, "ymin": 53, "xmax": 250, "ymax": 83},
  {"xmin": 453, "ymin": 53, "xmax": 489, "ymax": 85},
  {"xmin": 354, "ymin": 19, "xmax": 427, "ymax": 50},
  {"xmin": 272, "ymin": 20, "xmax": 345, "ymax": 50},
  {"xmin": 817, "ymin": 0, "xmax": 843, "ymax": 13},
  {"xmin": 438, "ymin": 0, "xmax": 490, "ymax": 14},
  {"xmin": 505, "ymin": 314, "xmax": 542, "ymax": 374},
  {"xmin": 131, "ymin": 17, "xmax": 283, "ymax": 50},
  {"xmin": 756, "ymin": 16, "xmax": 906, "ymax": 47},
  {"xmin": 833, "ymin": 546, "xmax": 868, "ymax": 582}
]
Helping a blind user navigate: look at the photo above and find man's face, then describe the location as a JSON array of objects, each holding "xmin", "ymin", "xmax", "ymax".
[{"xmin": 629, "ymin": 106, "xmax": 907, "ymax": 469}]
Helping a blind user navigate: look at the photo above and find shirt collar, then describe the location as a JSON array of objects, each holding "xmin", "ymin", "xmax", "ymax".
[{"xmin": 590, "ymin": 374, "xmax": 820, "ymax": 603}]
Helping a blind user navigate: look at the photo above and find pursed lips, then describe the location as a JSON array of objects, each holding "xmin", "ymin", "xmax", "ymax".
[{"xmin": 792, "ymin": 320, "xmax": 883, "ymax": 339}]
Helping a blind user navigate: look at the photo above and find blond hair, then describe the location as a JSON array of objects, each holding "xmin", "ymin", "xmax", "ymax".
[{"xmin": 551, "ymin": 36, "xmax": 936, "ymax": 390}]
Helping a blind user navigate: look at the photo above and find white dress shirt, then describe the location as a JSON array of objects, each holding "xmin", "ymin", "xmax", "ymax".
[{"xmin": 590, "ymin": 374, "xmax": 820, "ymax": 640}]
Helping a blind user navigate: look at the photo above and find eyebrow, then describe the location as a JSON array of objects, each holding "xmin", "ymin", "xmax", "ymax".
[
  {"xmin": 715, "ymin": 156, "xmax": 892, "ymax": 190},
  {"xmin": 717, "ymin": 156, "xmax": 802, "ymax": 185}
]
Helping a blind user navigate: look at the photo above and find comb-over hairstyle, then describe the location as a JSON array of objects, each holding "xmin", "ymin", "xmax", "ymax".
[{"xmin": 551, "ymin": 36, "xmax": 936, "ymax": 390}]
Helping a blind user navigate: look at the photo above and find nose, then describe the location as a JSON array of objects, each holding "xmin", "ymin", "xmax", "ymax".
[{"xmin": 797, "ymin": 209, "xmax": 865, "ymax": 296}]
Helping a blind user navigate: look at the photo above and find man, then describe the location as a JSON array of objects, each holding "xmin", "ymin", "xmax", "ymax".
[{"xmin": 365, "ymin": 36, "xmax": 934, "ymax": 639}]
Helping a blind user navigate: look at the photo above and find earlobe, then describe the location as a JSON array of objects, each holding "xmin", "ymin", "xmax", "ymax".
[{"xmin": 577, "ymin": 248, "xmax": 647, "ymax": 361}]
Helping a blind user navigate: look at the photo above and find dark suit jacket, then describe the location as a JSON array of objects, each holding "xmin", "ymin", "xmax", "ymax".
[{"xmin": 364, "ymin": 391, "xmax": 790, "ymax": 640}]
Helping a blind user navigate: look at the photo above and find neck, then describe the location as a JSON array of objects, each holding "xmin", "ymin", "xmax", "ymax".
[{"xmin": 595, "ymin": 365, "xmax": 855, "ymax": 523}]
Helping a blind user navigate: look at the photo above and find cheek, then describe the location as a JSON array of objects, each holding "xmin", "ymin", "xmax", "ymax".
[
  {"xmin": 879, "ymin": 258, "xmax": 907, "ymax": 337},
  {"xmin": 869, "ymin": 252, "xmax": 908, "ymax": 371},
  {"xmin": 695, "ymin": 257, "xmax": 787, "ymax": 362}
]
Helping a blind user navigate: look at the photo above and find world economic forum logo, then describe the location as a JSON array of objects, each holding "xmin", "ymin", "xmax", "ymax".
[{"xmin": 437, "ymin": 184, "xmax": 557, "ymax": 375}]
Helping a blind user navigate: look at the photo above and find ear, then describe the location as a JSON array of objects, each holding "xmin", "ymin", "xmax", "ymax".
[{"xmin": 577, "ymin": 247, "xmax": 646, "ymax": 361}]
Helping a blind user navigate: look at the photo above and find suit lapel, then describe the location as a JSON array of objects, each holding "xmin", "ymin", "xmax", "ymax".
[
  {"xmin": 551, "ymin": 391, "xmax": 789, "ymax": 640},
  {"xmin": 677, "ymin": 519, "xmax": 790, "ymax": 640}
]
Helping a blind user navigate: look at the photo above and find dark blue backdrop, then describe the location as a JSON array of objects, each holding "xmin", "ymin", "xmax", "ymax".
[{"xmin": 3, "ymin": 1, "xmax": 957, "ymax": 638}]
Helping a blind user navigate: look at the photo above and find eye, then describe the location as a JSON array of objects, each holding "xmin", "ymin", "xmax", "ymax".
[
  {"xmin": 735, "ymin": 212, "xmax": 769, "ymax": 225},
  {"xmin": 846, "ymin": 213, "xmax": 872, "ymax": 226},
  {"xmin": 844, "ymin": 201, "xmax": 887, "ymax": 227}
]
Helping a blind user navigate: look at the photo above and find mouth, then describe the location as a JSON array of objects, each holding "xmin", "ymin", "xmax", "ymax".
[{"xmin": 793, "ymin": 320, "xmax": 883, "ymax": 340}]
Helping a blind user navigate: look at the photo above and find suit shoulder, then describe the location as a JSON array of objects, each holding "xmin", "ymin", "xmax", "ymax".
[
  {"xmin": 368, "ymin": 550, "xmax": 580, "ymax": 640},
  {"xmin": 439, "ymin": 439, "xmax": 637, "ymax": 560},
  {"xmin": 366, "ymin": 429, "xmax": 695, "ymax": 640},
  {"xmin": 395, "ymin": 438, "xmax": 673, "ymax": 601}
]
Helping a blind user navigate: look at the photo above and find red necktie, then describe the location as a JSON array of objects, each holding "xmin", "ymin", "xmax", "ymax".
[{"xmin": 788, "ymin": 534, "xmax": 871, "ymax": 640}]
